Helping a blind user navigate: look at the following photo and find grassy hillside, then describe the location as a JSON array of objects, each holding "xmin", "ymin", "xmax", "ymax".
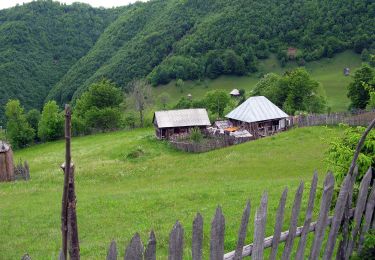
[
  {"xmin": 0, "ymin": 126, "xmax": 343, "ymax": 259},
  {"xmin": 153, "ymin": 51, "xmax": 362, "ymax": 112}
]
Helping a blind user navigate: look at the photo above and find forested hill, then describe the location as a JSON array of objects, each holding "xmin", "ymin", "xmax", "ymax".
[
  {"xmin": 0, "ymin": 0, "xmax": 122, "ymax": 124},
  {"xmin": 48, "ymin": 0, "xmax": 375, "ymax": 105},
  {"xmin": 1, "ymin": 0, "xmax": 374, "ymax": 120}
]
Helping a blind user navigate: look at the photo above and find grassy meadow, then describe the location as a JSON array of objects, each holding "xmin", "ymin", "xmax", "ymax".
[
  {"xmin": 0, "ymin": 126, "xmax": 344, "ymax": 259},
  {"xmin": 152, "ymin": 51, "xmax": 362, "ymax": 112}
]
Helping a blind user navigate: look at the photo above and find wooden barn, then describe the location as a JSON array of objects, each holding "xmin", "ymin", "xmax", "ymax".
[
  {"xmin": 225, "ymin": 96, "xmax": 289, "ymax": 138},
  {"xmin": 153, "ymin": 108, "xmax": 211, "ymax": 140}
]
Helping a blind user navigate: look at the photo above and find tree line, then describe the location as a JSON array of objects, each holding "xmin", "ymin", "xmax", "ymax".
[
  {"xmin": 3, "ymin": 64, "xmax": 374, "ymax": 149},
  {"xmin": 3, "ymin": 79, "xmax": 152, "ymax": 149}
]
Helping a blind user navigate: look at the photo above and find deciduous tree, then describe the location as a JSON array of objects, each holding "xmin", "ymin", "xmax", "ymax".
[
  {"xmin": 129, "ymin": 79, "xmax": 152, "ymax": 127},
  {"xmin": 5, "ymin": 100, "xmax": 34, "ymax": 148}
]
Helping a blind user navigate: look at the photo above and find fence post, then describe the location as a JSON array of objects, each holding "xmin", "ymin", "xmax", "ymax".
[
  {"xmin": 345, "ymin": 168, "xmax": 373, "ymax": 258},
  {"xmin": 309, "ymin": 173, "xmax": 335, "ymax": 260},
  {"xmin": 269, "ymin": 188, "xmax": 288, "ymax": 260},
  {"xmin": 124, "ymin": 233, "xmax": 144, "ymax": 260},
  {"xmin": 106, "ymin": 240, "xmax": 117, "ymax": 260},
  {"xmin": 61, "ymin": 105, "xmax": 72, "ymax": 259},
  {"xmin": 358, "ymin": 185, "xmax": 375, "ymax": 252},
  {"xmin": 192, "ymin": 213, "xmax": 203, "ymax": 260},
  {"xmin": 296, "ymin": 172, "xmax": 318, "ymax": 259},
  {"xmin": 169, "ymin": 221, "xmax": 184, "ymax": 260},
  {"xmin": 252, "ymin": 192, "xmax": 268, "ymax": 260},
  {"xmin": 210, "ymin": 207, "xmax": 225, "ymax": 260},
  {"xmin": 282, "ymin": 182, "xmax": 304, "ymax": 260},
  {"xmin": 323, "ymin": 173, "xmax": 352, "ymax": 260},
  {"xmin": 144, "ymin": 231, "xmax": 156, "ymax": 260},
  {"xmin": 233, "ymin": 201, "xmax": 251, "ymax": 260}
]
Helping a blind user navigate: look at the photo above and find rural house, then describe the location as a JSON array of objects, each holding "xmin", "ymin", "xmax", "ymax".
[
  {"xmin": 225, "ymin": 96, "xmax": 289, "ymax": 138},
  {"xmin": 153, "ymin": 108, "xmax": 211, "ymax": 139}
]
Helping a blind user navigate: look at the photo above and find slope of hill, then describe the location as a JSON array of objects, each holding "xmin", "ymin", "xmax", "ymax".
[
  {"xmin": 47, "ymin": 0, "xmax": 375, "ymax": 105},
  {"xmin": 0, "ymin": 0, "xmax": 122, "ymax": 123},
  {"xmin": 152, "ymin": 51, "xmax": 362, "ymax": 112},
  {"xmin": 0, "ymin": 126, "xmax": 343, "ymax": 258}
]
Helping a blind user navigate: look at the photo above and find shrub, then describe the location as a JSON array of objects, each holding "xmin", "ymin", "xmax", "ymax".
[
  {"xmin": 326, "ymin": 124, "xmax": 374, "ymax": 187},
  {"xmin": 190, "ymin": 127, "xmax": 203, "ymax": 143},
  {"xmin": 126, "ymin": 147, "xmax": 145, "ymax": 159}
]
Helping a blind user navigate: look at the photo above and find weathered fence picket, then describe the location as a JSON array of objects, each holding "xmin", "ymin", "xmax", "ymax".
[
  {"xmin": 309, "ymin": 172, "xmax": 335, "ymax": 260},
  {"xmin": 233, "ymin": 201, "xmax": 250, "ymax": 260},
  {"xmin": 282, "ymin": 182, "xmax": 304, "ymax": 260},
  {"xmin": 192, "ymin": 213, "xmax": 203, "ymax": 260},
  {"xmin": 252, "ymin": 192, "xmax": 268, "ymax": 260},
  {"xmin": 144, "ymin": 231, "xmax": 156, "ymax": 260},
  {"xmin": 124, "ymin": 233, "xmax": 143, "ymax": 260},
  {"xmin": 169, "ymin": 222, "xmax": 184, "ymax": 260},
  {"xmin": 210, "ymin": 207, "xmax": 225, "ymax": 260},
  {"xmin": 345, "ymin": 168, "xmax": 373, "ymax": 258},
  {"xmin": 359, "ymin": 185, "xmax": 375, "ymax": 252},
  {"xmin": 323, "ymin": 173, "xmax": 352, "ymax": 260},
  {"xmin": 296, "ymin": 172, "xmax": 318, "ymax": 259},
  {"xmin": 269, "ymin": 188, "xmax": 288, "ymax": 260},
  {"xmin": 106, "ymin": 240, "xmax": 117, "ymax": 260}
]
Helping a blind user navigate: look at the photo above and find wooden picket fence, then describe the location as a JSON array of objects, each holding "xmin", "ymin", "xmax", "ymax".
[
  {"xmin": 293, "ymin": 110, "xmax": 375, "ymax": 127},
  {"xmin": 170, "ymin": 135, "xmax": 253, "ymax": 153},
  {"xmin": 102, "ymin": 167, "xmax": 374, "ymax": 260}
]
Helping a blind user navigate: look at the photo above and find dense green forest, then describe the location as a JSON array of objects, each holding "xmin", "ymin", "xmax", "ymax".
[
  {"xmin": 1, "ymin": 0, "xmax": 374, "ymax": 122},
  {"xmin": 0, "ymin": 0, "xmax": 122, "ymax": 124},
  {"xmin": 48, "ymin": 0, "xmax": 375, "ymax": 105}
]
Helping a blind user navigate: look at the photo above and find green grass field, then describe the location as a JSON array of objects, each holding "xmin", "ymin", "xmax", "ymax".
[
  {"xmin": 0, "ymin": 126, "xmax": 344, "ymax": 259},
  {"xmin": 152, "ymin": 51, "xmax": 362, "ymax": 112}
]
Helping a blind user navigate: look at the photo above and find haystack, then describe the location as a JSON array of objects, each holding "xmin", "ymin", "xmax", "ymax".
[{"xmin": 0, "ymin": 141, "xmax": 15, "ymax": 182}]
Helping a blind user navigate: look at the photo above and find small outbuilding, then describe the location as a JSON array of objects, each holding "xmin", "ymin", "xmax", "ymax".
[
  {"xmin": 225, "ymin": 96, "xmax": 289, "ymax": 138},
  {"xmin": 0, "ymin": 141, "xmax": 15, "ymax": 182},
  {"xmin": 153, "ymin": 108, "xmax": 211, "ymax": 139},
  {"xmin": 230, "ymin": 89, "xmax": 240, "ymax": 97}
]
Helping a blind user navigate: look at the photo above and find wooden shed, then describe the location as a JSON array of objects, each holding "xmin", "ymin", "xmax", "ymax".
[
  {"xmin": 225, "ymin": 96, "xmax": 289, "ymax": 138},
  {"xmin": 153, "ymin": 109, "xmax": 211, "ymax": 140},
  {"xmin": 0, "ymin": 141, "xmax": 15, "ymax": 182}
]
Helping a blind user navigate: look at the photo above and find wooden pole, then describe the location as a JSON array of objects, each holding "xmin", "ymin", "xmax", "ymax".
[
  {"xmin": 67, "ymin": 164, "xmax": 80, "ymax": 259},
  {"xmin": 61, "ymin": 104, "xmax": 72, "ymax": 259}
]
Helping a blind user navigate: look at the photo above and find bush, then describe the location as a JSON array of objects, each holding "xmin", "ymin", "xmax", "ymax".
[
  {"xmin": 126, "ymin": 147, "xmax": 145, "ymax": 159},
  {"xmin": 190, "ymin": 127, "xmax": 203, "ymax": 143},
  {"xmin": 327, "ymin": 124, "xmax": 374, "ymax": 186}
]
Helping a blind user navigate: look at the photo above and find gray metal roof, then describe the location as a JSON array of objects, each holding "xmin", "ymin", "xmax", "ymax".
[
  {"xmin": 154, "ymin": 108, "xmax": 211, "ymax": 128},
  {"xmin": 225, "ymin": 96, "xmax": 288, "ymax": 123},
  {"xmin": 230, "ymin": 89, "xmax": 240, "ymax": 95}
]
